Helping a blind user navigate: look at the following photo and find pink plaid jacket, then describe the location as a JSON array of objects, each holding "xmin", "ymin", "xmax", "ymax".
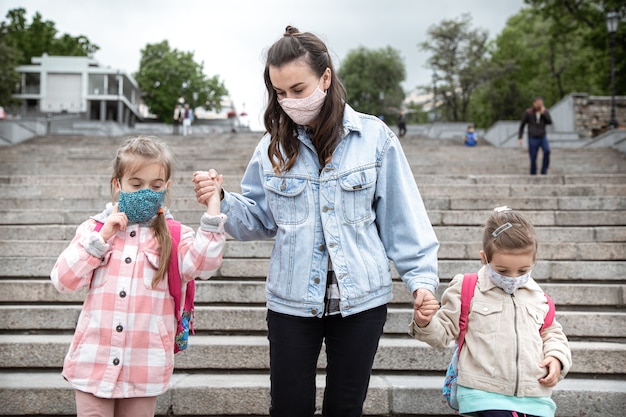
[{"xmin": 50, "ymin": 211, "xmax": 226, "ymax": 398}]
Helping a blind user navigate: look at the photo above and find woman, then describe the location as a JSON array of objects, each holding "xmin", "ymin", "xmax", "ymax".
[{"xmin": 194, "ymin": 26, "xmax": 439, "ymax": 417}]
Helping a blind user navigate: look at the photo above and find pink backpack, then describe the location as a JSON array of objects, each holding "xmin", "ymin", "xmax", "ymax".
[{"xmin": 93, "ymin": 219, "xmax": 195, "ymax": 353}]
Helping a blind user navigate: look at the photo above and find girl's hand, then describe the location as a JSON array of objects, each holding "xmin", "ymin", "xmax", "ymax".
[
  {"xmin": 538, "ymin": 356, "xmax": 562, "ymax": 387},
  {"xmin": 100, "ymin": 204, "xmax": 127, "ymax": 241},
  {"xmin": 193, "ymin": 169, "xmax": 222, "ymax": 208},
  {"xmin": 413, "ymin": 289, "xmax": 439, "ymax": 327}
]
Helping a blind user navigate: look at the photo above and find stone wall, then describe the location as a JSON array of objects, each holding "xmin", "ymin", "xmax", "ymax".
[{"xmin": 573, "ymin": 94, "xmax": 626, "ymax": 137}]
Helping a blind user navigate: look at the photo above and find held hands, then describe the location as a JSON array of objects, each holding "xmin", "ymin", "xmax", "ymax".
[
  {"xmin": 99, "ymin": 204, "xmax": 127, "ymax": 241},
  {"xmin": 193, "ymin": 169, "xmax": 223, "ymax": 216},
  {"xmin": 538, "ymin": 356, "xmax": 562, "ymax": 387},
  {"xmin": 413, "ymin": 288, "xmax": 439, "ymax": 328}
]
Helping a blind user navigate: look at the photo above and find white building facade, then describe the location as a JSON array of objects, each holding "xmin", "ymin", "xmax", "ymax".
[{"xmin": 13, "ymin": 54, "xmax": 145, "ymax": 126}]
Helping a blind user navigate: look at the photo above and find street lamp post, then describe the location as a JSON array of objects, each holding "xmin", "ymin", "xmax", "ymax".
[
  {"xmin": 432, "ymin": 72, "xmax": 438, "ymax": 122},
  {"xmin": 606, "ymin": 10, "xmax": 619, "ymax": 129}
]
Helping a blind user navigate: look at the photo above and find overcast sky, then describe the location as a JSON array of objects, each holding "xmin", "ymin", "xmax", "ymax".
[{"xmin": 1, "ymin": 0, "xmax": 525, "ymax": 130}]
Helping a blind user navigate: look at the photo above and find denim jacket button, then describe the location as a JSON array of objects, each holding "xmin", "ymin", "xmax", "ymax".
[
  {"xmin": 311, "ymin": 309, "xmax": 318, "ymax": 316},
  {"xmin": 314, "ymin": 277, "xmax": 321, "ymax": 284},
  {"xmin": 318, "ymin": 244, "xmax": 325, "ymax": 251}
]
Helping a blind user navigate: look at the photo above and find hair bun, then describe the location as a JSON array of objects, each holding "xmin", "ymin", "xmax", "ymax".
[{"xmin": 284, "ymin": 25, "xmax": 300, "ymax": 36}]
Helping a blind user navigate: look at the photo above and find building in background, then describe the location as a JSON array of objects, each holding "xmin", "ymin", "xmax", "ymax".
[{"xmin": 13, "ymin": 54, "xmax": 145, "ymax": 127}]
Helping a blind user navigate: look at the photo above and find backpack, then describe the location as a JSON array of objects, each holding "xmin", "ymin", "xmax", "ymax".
[
  {"xmin": 93, "ymin": 218, "xmax": 195, "ymax": 353},
  {"xmin": 442, "ymin": 273, "xmax": 555, "ymax": 411}
]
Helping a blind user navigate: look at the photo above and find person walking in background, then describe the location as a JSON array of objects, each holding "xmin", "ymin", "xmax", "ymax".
[
  {"xmin": 410, "ymin": 207, "xmax": 571, "ymax": 417},
  {"xmin": 397, "ymin": 109, "xmax": 407, "ymax": 137},
  {"xmin": 172, "ymin": 103, "xmax": 183, "ymax": 135},
  {"xmin": 50, "ymin": 136, "xmax": 226, "ymax": 417},
  {"xmin": 518, "ymin": 97, "xmax": 552, "ymax": 175},
  {"xmin": 182, "ymin": 103, "xmax": 194, "ymax": 136},
  {"xmin": 193, "ymin": 25, "xmax": 440, "ymax": 417},
  {"xmin": 464, "ymin": 124, "xmax": 477, "ymax": 147}
]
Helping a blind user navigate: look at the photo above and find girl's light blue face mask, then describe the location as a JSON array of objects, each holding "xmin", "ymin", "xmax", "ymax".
[
  {"xmin": 485, "ymin": 262, "xmax": 532, "ymax": 294},
  {"xmin": 118, "ymin": 188, "xmax": 165, "ymax": 223}
]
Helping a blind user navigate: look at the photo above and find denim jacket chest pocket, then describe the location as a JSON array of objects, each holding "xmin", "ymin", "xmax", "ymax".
[
  {"xmin": 339, "ymin": 168, "xmax": 377, "ymax": 223},
  {"xmin": 264, "ymin": 176, "xmax": 309, "ymax": 225}
]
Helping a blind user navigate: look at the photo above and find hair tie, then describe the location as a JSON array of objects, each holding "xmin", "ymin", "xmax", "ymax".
[{"xmin": 492, "ymin": 222, "xmax": 513, "ymax": 238}]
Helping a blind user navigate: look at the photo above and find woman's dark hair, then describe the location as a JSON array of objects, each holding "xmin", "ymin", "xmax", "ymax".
[{"xmin": 263, "ymin": 25, "xmax": 347, "ymax": 173}]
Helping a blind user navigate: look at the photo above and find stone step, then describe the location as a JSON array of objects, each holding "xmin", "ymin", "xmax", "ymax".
[
  {"xmin": 2, "ymin": 208, "xmax": 625, "ymax": 228},
  {"xmin": 1, "ymin": 334, "xmax": 623, "ymax": 376},
  {"xmin": 2, "ymin": 239, "xmax": 624, "ymax": 261},
  {"xmin": 3, "ymin": 173, "xmax": 626, "ymax": 186},
  {"xmin": 2, "ymin": 182, "xmax": 625, "ymax": 200},
  {"xmin": 2, "ymin": 280, "xmax": 623, "ymax": 309},
  {"xmin": 0, "ymin": 372, "xmax": 623, "ymax": 416},
  {"xmin": 2, "ymin": 195, "xmax": 626, "ymax": 213},
  {"xmin": 2, "ymin": 224, "xmax": 624, "ymax": 243},
  {"xmin": 2, "ymin": 305, "xmax": 625, "ymax": 339},
  {"xmin": 1, "ymin": 256, "xmax": 625, "ymax": 281}
]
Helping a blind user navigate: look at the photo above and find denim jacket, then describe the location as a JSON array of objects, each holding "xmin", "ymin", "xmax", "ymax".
[{"xmin": 221, "ymin": 104, "xmax": 439, "ymax": 318}]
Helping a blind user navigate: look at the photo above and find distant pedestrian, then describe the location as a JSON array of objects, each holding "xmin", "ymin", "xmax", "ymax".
[
  {"xmin": 397, "ymin": 109, "xmax": 407, "ymax": 137},
  {"xmin": 50, "ymin": 136, "xmax": 226, "ymax": 417},
  {"xmin": 464, "ymin": 125, "xmax": 477, "ymax": 147},
  {"xmin": 172, "ymin": 103, "xmax": 183, "ymax": 135},
  {"xmin": 182, "ymin": 103, "xmax": 194, "ymax": 136},
  {"xmin": 518, "ymin": 97, "xmax": 552, "ymax": 175}
]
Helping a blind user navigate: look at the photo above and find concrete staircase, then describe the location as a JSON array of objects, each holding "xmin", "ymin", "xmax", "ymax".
[{"xmin": 0, "ymin": 133, "xmax": 625, "ymax": 416}]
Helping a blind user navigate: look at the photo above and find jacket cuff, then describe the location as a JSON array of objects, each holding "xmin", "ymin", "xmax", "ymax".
[
  {"xmin": 81, "ymin": 232, "xmax": 109, "ymax": 258},
  {"xmin": 201, "ymin": 213, "xmax": 227, "ymax": 233}
]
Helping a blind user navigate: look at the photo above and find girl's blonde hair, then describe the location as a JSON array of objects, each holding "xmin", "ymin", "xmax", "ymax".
[
  {"xmin": 482, "ymin": 208, "xmax": 538, "ymax": 261},
  {"xmin": 110, "ymin": 136, "xmax": 174, "ymax": 288}
]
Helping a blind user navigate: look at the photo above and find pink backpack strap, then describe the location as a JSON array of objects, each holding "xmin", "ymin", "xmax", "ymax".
[
  {"xmin": 165, "ymin": 219, "xmax": 183, "ymax": 325},
  {"xmin": 458, "ymin": 273, "xmax": 478, "ymax": 352},
  {"xmin": 541, "ymin": 294, "xmax": 556, "ymax": 332}
]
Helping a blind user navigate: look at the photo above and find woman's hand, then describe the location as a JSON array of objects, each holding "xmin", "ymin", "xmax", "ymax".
[{"xmin": 413, "ymin": 289, "xmax": 439, "ymax": 328}]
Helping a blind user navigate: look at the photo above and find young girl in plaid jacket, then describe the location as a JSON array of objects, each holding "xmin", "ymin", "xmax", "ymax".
[{"xmin": 51, "ymin": 136, "xmax": 226, "ymax": 416}]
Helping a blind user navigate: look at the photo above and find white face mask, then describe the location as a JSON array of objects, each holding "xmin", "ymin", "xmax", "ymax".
[
  {"xmin": 485, "ymin": 262, "xmax": 532, "ymax": 294},
  {"xmin": 278, "ymin": 86, "xmax": 327, "ymax": 126}
]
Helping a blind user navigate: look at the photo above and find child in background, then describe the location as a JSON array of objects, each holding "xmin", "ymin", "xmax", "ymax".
[
  {"xmin": 465, "ymin": 125, "xmax": 477, "ymax": 146},
  {"xmin": 410, "ymin": 207, "xmax": 571, "ymax": 417},
  {"xmin": 50, "ymin": 136, "xmax": 226, "ymax": 417}
]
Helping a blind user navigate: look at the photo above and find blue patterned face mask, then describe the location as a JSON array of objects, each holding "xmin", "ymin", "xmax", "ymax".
[
  {"xmin": 486, "ymin": 262, "xmax": 532, "ymax": 294},
  {"xmin": 118, "ymin": 188, "xmax": 165, "ymax": 223}
]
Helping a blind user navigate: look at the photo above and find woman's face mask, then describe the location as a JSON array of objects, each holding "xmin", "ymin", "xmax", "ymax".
[
  {"xmin": 485, "ymin": 262, "xmax": 532, "ymax": 294},
  {"xmin": 118, "ymin": 187, "xmax": 166, "ymax": 223},
  {"xmin": 278, "ymin": 85, "xmax": 327, "ymax": 126}
]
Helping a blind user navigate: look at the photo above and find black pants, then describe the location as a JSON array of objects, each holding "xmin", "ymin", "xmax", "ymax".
[{"xmin": 266, "ymin": 305, "xmax": 387, "ymax": 417}]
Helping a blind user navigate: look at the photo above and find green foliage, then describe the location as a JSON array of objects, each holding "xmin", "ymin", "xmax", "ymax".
[
  {"xmin": 339, "ymin": 46, "xmax": 406, "ymax": 120},
  {"xmin": 134, "ymin": 40, "xmax": 228, "ymax": 123},
  {"xmin": 469, "ymin": 1, "xmax": 625, "ymax": 127},
  {"xmin": 1, "ymin": 8, "xmax": 99, "ymax": 65},
  {"xmin": 0, "ymin": 30, "xmax": 21, "ymax": 106},
  {"xmin": 419, "ymin": 13, "xmax": 493, "ymax": 122}
]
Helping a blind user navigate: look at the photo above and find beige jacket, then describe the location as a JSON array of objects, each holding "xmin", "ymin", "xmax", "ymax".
[{"xmin": 409, "ymin": 266, "xmax": 572, "ymax": 398}]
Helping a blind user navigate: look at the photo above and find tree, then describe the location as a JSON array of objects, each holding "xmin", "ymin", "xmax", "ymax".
[
  {"xmin": 339, "ymin": 46, "xmax": 406, "ymax": 121},
  {"xmin": 523, "ymin": 0, "xmax": 626, "ymax": 96},
  {"xmin": 134, "ymin": 40, "xmax": 228, "ymax": 123},
  {"xmin": 1, "ymin": 8, "xmax": 99, "ymax": 65},
  {"xmin": 0, "ymin": 30, "xmax": 21, "ymax": 107},
  {"xmin": 469, "ymin": 2, "xmax": 624, "ymax": 128},
  {"xmin": 419, "ymin": 13, "xmax": 492, "ymax": 122}
]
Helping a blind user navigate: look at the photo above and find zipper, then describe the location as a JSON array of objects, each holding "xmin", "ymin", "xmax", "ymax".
[{"xmin": 512, "ymin": 294, "xmax": 520, "ymax": 396}]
